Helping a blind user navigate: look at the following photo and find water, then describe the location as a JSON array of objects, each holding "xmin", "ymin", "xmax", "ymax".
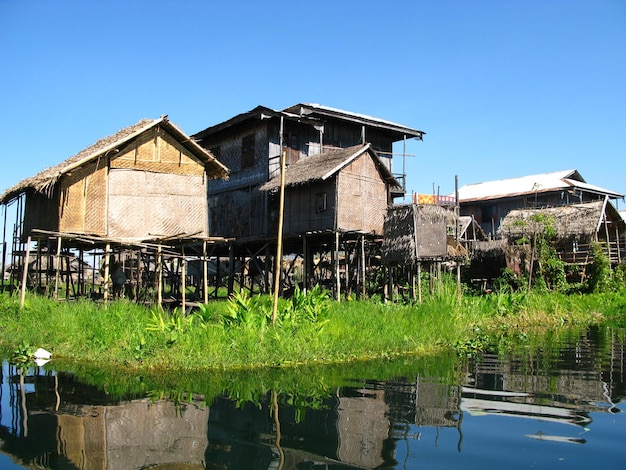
[{"xmin": 1, "ymin": 327, "xmax": 625, "ymax": 469}]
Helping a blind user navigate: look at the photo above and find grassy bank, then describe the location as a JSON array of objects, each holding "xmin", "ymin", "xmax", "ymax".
[{"xmin": 1, "ymin": 285, "xmax": 625, "ymax": 372}]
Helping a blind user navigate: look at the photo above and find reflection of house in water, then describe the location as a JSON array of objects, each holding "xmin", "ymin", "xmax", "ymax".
[
  {"xmin": 206, "ymin": 377, "xmax": 462, "ymax": 469},
  {"xmin": 0, "ymin": 364, "xmax": 209, "ymax": 469},
  {"xmin": 461, "ymin": 332, "xmax": 626, "ymax": 431}
]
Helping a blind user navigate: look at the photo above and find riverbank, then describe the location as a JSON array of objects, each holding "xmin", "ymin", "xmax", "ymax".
[{"xmin": 1, "ymin": 287, "xmax": 625, "ymax": 371}]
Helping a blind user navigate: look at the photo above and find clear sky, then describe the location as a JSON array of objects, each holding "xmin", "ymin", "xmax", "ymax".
[{"xmin": 1, "ymin": 0, "xmax": 625, "ymax": 208}]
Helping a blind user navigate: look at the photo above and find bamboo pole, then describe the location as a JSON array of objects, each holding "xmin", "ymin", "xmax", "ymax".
[
  {"xmin": 203, "ymin": 240, "xmax": 208, "ymax": 304},
  {"xmin": 103, "ymin": 243, "xmax": 110, "ymax": 306},
  {"xmin": 181, "ymin": 244, "xmax": 186, "ymax": 313},
  {"xmin": 1, "ymin": 204, "xmax": 6, "ymax": 291},
  {"xmin": 54, "ymin": 237, "xmax": 62, "ymax": 300},
  {"xmin": 272, "ymin": 148, "xmax": 287, "ymax": 325},
  {"xmin": 335, "ymin": 230, "xmax": 341, "ymax": 302},
  {"xmin": 20, "ymin": 236, "xmax": 31, "ymax": 309},
  {"xmin": 361, "ymin": 235, "xmax": 366, "ymax": 299},
  {"xmin": 417, "ymin": 262, "xmax": 422, "ymax": 304},
  {"xmin": 157, "ymin": 244, "xmax": 163, "ymax": 309}
]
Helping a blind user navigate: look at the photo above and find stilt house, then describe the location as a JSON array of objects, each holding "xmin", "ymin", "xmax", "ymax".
[
  {"xmin": 0, "ymin": 117, "xmax": 229, "ymax": 304},
  {"xmin": 0, "ymin": 116, "xmax": 228, "ymax": 242},
  {"xmin": 191, "ymin": 103, "xmax": 424, "ymax": 298},
  {"xmin": 193, "ymin": 103, "xmax": 424, "ymax": 240},
  {"xmin": 457, "ymin": 170, "xmax": 624, "ymax": 238},
  {"xmin": 500, "ymin": 198, "xmax": 626, "ymax": 266}
]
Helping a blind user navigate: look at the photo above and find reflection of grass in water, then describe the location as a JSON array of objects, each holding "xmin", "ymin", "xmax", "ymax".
[{"xmin": 42, "ymin": 348, "xmax": 460, "ymax": 412}]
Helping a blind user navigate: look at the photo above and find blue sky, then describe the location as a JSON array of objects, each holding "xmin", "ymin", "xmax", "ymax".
[{"xmin": 1, "ymin": 0, "xmax": 625, "ymax": 208}]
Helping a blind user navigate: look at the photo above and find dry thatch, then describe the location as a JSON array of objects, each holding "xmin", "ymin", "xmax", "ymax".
[
  {"xmin": 0, "ymin": 117, "xmax": 228, "ymax": 204},
  {"xmin": 499, "ymin": 199, "xmax": 625, "ymax": 240},
  {"xmin": 260, "ymin": 143, "xmax": 399, "ymax": 191}
]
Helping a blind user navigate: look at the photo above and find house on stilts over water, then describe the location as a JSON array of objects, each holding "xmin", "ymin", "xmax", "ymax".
[
  {"xmin": 193, "ymin": 103, "xmax": 425, "ymax": 299},
  {"xmin": 0, "ymin": 116, "xmax": 229, "ymax": 306}
]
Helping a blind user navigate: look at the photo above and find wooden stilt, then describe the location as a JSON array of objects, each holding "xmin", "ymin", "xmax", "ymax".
[
  {"xmin": 335, "ymin": 231, "xmax": 341, "ymax": 302},
  {"xmin": 156, "ymin": 244, "xmax": 163, "ymax": 309},
  {"xmin": 54, "ymin": 237, "xmax": 62, "ymax": 300},
  {"xmin": 103, "ymin": 243, "xmax": 110, "ymax": 306},
  {"xmin": 417, "ymin": 262, "xmax": 422, "ymax": 304},
  {"xmin": 203, "ymin": 240, "xmax": 208, "ymax": 304},
  {"xmin": 20, "ymin": 236, "xmax": 31, "ymax": 309},
  {"xmin": 181, "ymin": 244, "xmax": 186, "ymax": 313}
]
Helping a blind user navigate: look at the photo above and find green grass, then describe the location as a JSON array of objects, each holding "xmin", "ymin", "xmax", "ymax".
[{"xmin": 1, "ymin": 284, "xmax": 625, "ymax": 372}]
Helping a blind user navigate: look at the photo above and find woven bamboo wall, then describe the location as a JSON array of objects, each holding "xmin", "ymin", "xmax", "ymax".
[
  {"xmin": 59, "ymin": 159, "xmax": 107, "ymax": 235},
  {"xmin": 108, "ymin": 169, "xmax": 208, "ymax": 239},
  {"xmin": 337, "ymin": 155, "xmax": 388, "ymax": 234}
]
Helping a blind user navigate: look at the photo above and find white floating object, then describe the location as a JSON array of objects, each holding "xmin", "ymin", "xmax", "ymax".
[
  {"xmin": 34, "ymin": 358, "xmax": 51, "ymax": 367},
  {"xmin": 33, "ymin": 348, "xmax": 52, "ymax": 360}
]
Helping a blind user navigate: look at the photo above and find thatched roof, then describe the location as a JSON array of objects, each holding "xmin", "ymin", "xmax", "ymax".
[
  {"xmin": 260, "ymin": 143, "xmax": 399, "ymax": 191},
  {"xmin": 0, "ymin": 116, "xmax": 228, "ymax": 204},
  {"xmin": 499, "ymin": 199, "xmax": 626, "ymax": 239}
]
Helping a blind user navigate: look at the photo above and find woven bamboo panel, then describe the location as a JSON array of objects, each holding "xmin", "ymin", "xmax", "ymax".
[
  {"xmin": 108, "ymin": 170, "xmax": 208, "ymax": 239},
  {"xmin": 337, "ymin": 156, "xmax": 387, "ymax": 234},
  {"xmin": 112, "ymin": 131, "xmax": 205, "ymax": 176},
  {"xmin": 59, "ymin": 163, "xmax": 91, "ymax": 232},
  {"xmin": 83, "ymin": 163, "xmax": 107, "ymax": 234}
]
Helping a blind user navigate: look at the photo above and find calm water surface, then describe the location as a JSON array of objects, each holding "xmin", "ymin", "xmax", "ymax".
[{"xmin": 1, "ymin": 326, "xmax": 625, "ymax": 469}]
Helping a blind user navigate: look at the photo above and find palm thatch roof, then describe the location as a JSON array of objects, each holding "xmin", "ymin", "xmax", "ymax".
[
  {"xmin": 0, "ymin": 116, "xmax": 228, "ymax": 204},
  {"xmin": 260, "ymin": 143, "xmax": 399, "ymax": 192},
  {"xmin": 499, "ymin": 199, "xmax": 626, "ymax": 239}
]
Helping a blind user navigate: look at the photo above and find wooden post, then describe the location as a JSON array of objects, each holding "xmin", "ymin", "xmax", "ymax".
[
  {"xmin": 410, "ymin": 265, "xmax": 416, "ymax": 301},
  {"xmin": 20, "ymin": 236, "xmax": 31, "ymax": 309},
  {"xmin": 272, "ymin": 148, "xmax": 288, "ymax": 324},
  {"xmin": 103, "ymin": 243, "xmax": 110, "ymax": 306},
  {"xmin": 54, "ymin": 237, "xmax": 62, "ymax": 300},
  {"xmin": 302, "ymin": 236, "xmax": 309, "ymax": 293},
  {"xmin": 1, "ymin": 204, "xmax": 6, "ymax": 291},
  {"xmin": 136, "ymin": 250, "xmax": 142, "ymax": 301},
  {"xmin": 228, "ymin": 243, "xmax": 236, "ymax": 295},
  {"xmin": 361, "ymin": 235, "xmax": 366, "ymax": 299},
  {"xmin": 203, "ymin": 240, "xmax": 208, "ymax": 304},
  {"xmin": 457, "ymin": 261, "xmax": 462, "ymax": 299},
  {"xmin": 417, "ymin": 262, "xmax": 422, "ymax": 304},
  {"xmin": 180, "ymin": 243, "xmax": 187, "ymax": 314},
  {"xmin": 156, "ymin": 244, "xmax": 163, "ymax": 309},
  {"xmin": 335, "ymin": 230, "xmax": 341, "ymax": 302}
]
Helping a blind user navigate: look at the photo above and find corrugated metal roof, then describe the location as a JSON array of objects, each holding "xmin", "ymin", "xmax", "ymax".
[{"xmin": 457, "ymin": 170, "xmax": 624, "ymax": 202}]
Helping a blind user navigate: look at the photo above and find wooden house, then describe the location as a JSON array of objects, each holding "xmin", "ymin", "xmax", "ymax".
[
  {"xmin": 193, "ymin": 103, "xmax": 424, "ymax": 240},
  {"xmin": 192, "ymin": 103, "xmax": 423, "ymax": 299},
  {"xmin": 457, "ymin": 170, "xmax": 624, "ymax": 238},
  {"xmin": 260, "ymin": 144, "xmax": 398, "ymax": 236},
  {"xmin": 0, "ymin": 117, "xmax": 229, "ymax": 304},
  {"xmin": 0, "ymin": 116, "xmax": 228, "ymax": 242}
]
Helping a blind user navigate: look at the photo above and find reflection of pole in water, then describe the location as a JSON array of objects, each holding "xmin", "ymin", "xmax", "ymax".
[
  {"xmin": 19, "ymin": 368, "xmax": 27, "ymax": 437},
  {"xmin": 272, "ymin": 391, "xmax": 284, "ymax": 470}
]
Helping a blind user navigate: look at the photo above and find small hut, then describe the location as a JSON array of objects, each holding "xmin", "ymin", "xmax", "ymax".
[
  {"xmin": 500, "ymin": 198, "xmax": 626, "ymax": 266},
  {"xmin": 382, "ymin": 204, "xmax": 449, "ymax": 265}
]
